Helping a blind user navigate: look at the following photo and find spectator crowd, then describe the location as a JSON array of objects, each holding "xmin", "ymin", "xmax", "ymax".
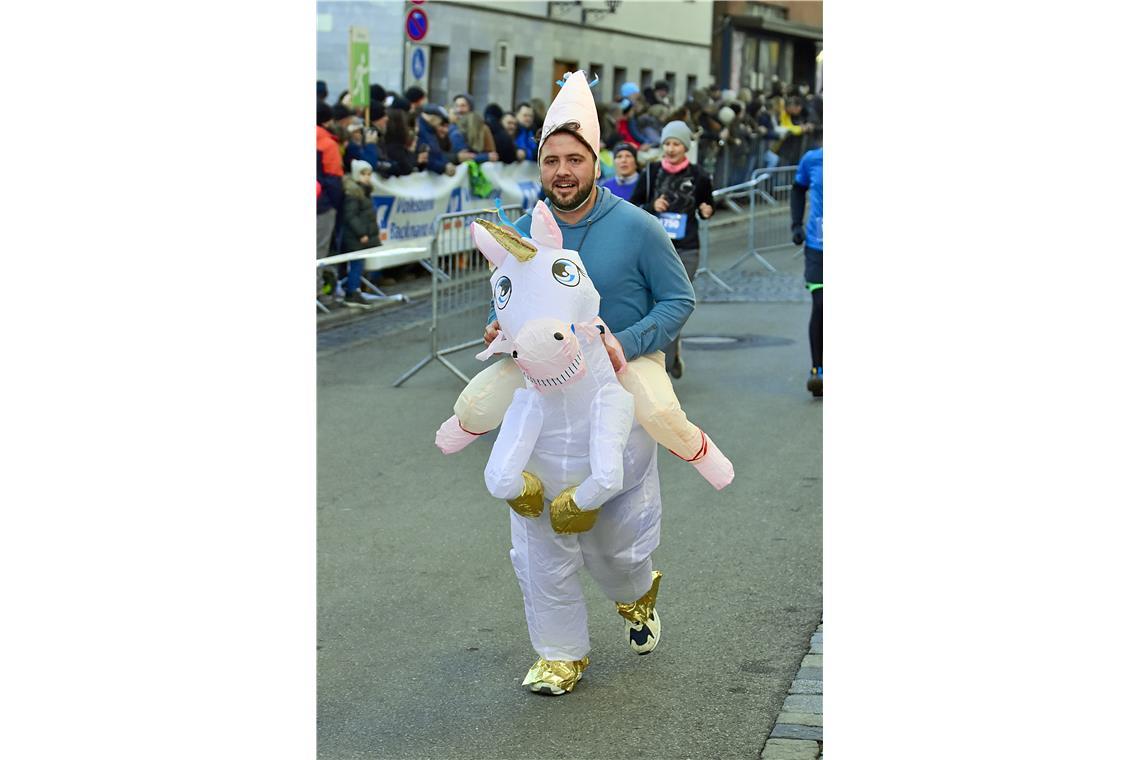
[{"xmin": 317, "ymin": 77, "xmax": 822, "ymax": 309}]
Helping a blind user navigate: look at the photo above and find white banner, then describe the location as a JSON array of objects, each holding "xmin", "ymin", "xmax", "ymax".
[{"xmin": 369, "ymin": 162, "xmax": 542, "ymax": 249}]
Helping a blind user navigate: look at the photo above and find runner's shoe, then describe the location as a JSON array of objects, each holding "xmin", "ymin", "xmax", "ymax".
[
  {"xmin": 807, "ymin": 366, "xmax": 822, "ymax": 397},
  {"xmin": 616, "ymin": 570, "xmax": 663, "ymax": 655},
  {"xmin": 521, "ymin": 656, "xmax": 589, "ymax": 695}
]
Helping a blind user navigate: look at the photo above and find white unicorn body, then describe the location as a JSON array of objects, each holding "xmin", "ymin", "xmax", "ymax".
[{"xmin": 472, "ymin": 201, "xmax": 647, "ymax": 511}]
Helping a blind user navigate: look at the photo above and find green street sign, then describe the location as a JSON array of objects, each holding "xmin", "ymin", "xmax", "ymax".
[{"xmin": 349, "ymin": 26, "xmax": 369, "ymax": 107}]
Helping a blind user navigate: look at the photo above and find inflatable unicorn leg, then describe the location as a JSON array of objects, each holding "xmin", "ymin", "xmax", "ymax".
[
  {"xmin": 508, "ymin": 510, "xmax": 593, "ymax": 694},
  {"xmin": 619, "ymin": 354, "xmax": 735, "ymax": 490},
  {"xmin": 578, "ymin": 451, "xmax": 665, "ymax": 654},
  {"xmin": 435, "ymin": 358, "xmax": 526, "ymax": 454}
]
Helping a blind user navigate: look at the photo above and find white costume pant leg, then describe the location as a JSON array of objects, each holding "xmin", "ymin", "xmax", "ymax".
[
  {"xmin": 508, "ymin": 426, "xmax": 662, "ymax": 661},
  {"xmin": 509, "ymin": 510, "xmax": 591, "ymax": 661},
  {"xmin": 579, "ymin": 452, "xmax": 662, "ymax": 604}
]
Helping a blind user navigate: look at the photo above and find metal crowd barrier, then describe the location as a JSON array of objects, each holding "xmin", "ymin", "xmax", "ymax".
[
  {"xmin": 393, "ymin": 204, "xmax": 524, "ymax": 387},
  {"xmin": 694, "ymin": 164, "xmax": 803, "ymax": 292},
  {"xmin": 724, "ymin": 165, "xmax": 801, "ymax": 272}
]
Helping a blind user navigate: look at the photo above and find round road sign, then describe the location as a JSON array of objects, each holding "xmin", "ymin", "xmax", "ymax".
[{"xmin": 406, "ymin": 8, "xmax": 428, "ymax": 42}]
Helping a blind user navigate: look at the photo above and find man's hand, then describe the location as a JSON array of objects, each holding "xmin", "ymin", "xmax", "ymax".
[
  {"xmin": 791, "ymin": 225, "xmax": 805, "ymax": 246},
  {"xmin": 457, "ymin": 150, "xmax": 476, "ymax": 162},
  {"xmin": 417, "ymin": 150, "xmax": 429, "ymax": 165},
  {"xmin": 516, "ymin": 148, "xmax": 526, "ymax": 161},
  {"xmin": 698, "ymin": 202, "xmax": 713, "ymax": 219},
  {"xmin": 484, "ymin": 319, "xmax": 501, "ymax": 347},
  {"xmin": 445, "ymin": 163, "xmax": 457, "ymax": 176},
  {"xmin": 488, "ymin": 151, "xmax": 499, "ymax": 162},
  {"xmin": 360, "ymin": 235, "xmax": 369, "ymax": 244},
  {"xmin": 653, "ymin": 195, "xmax": 670, "ymax": 213},
  {"xmin": 598, "ymin": 326, "xmax": 627, "ymax": 374}
]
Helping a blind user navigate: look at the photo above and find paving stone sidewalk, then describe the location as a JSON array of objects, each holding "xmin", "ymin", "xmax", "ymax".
[{"xmin": 761, "ymin": 622, "xmax": 823, "ymax": 760}]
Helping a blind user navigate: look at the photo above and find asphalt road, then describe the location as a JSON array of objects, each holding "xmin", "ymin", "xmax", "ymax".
[{"xmin": 317, "ymin": 230, "xmax": 822, "ymax": 759}]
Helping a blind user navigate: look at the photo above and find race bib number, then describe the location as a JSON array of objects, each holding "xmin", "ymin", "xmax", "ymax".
[{"xmin": 658, "ymin": 212, "xmax": 687, "ymax": 240}]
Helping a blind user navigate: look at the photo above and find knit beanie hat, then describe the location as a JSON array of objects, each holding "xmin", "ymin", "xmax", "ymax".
[
  {"xmin": 660, "ymin": 120, "xmax": 692, "ymax": 150},
  {"xmin": 620, "ymin": 81, "xmax": 639, "ymax": 99},
  {"xmin": 350, "ymin": 160, "xmax": 372, "ymax": 182},
  {"xmin": 317, "ymin": 101, "xmax": 334, "ymax": 125},
  {"xmin": 539, "ymin": 71, "xmax": 600, "ymax": 174},
  {"xmin": 612, "ymin": 142, "xmax": 638, "ymax": 161},
  {"xmin": 422, "ymin": 103, "xmax": 449, "ymax": 122}
]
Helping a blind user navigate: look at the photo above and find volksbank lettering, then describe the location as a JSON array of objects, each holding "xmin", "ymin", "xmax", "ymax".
[
  {"xmin": 389, "ymin": 221, "xmax": 435, "ymax": 239},
  {"xmin": 395, "ymin": 198, "xmax": 436, "ymax": 213}
]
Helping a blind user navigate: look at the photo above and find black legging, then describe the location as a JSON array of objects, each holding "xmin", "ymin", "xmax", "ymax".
[{"xmin": 809, "ymin": 288, "xmax": 823, "ymax": 369}]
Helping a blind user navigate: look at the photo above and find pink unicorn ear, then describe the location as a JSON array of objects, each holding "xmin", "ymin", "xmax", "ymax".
[
  {"xmin": 475, "ymin": 331, "xmax": 514, "ymax": 361},
  {"xmin": 470, "ymin": 221, "xmax": 508, "ymax": 268},
  {"xmin": 529, "ymin": 201, "xmax": 563, "ymax": 250}
]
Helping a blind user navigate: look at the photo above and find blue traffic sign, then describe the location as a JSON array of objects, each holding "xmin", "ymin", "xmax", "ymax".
[
  {"xmin": 406, "ymin": 8, "xmax": 428, "ymax": 41},
  {"xmin": 411, "ymin": 47, "xmax": 426, "ymax": 79}
]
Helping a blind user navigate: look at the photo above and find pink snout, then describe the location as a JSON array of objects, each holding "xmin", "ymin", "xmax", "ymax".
[{"xmin": 512, "ymin": 319, "xmax": 588, "ymax": 391}]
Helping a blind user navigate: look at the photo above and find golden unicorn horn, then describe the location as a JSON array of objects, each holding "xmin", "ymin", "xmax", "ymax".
[{"xmin": 473, "ymin": 218, "xmax": 537, "ymax": 262}]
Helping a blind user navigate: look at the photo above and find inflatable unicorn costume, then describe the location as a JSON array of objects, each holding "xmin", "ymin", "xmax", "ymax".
[{"xmin": 434, "ymin": 71, "xmax": 734, "ymax": 695}]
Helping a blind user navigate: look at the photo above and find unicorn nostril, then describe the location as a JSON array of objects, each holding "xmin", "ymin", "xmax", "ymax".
[{"xmin": 553, "ymin": 332, "xmax": 564, "ymax": 341}]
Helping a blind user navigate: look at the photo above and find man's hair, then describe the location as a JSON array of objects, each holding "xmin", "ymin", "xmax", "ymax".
[
  {"xmin": 540, "ymin": 121, "xmax": 595, "ymax": 161},
  {"xmin": 404, "ymin": 86, "xmax": 426, "ymax": 103},
  {"xmin": 515, "ymin": 102, "xmax": 533, "ymax": 113}
]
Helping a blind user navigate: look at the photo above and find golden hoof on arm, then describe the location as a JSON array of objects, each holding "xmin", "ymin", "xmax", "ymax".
[
  {"xmin": 521, "ymin": 656, "xmax": 589, "ymax": 695},
  {"xmin": 507, "ymin": 471, "xmax": 545, "ymax": 518},
  {"xmin": 549, "ymin": 487, "xmax": 599, "ymax": 534}
]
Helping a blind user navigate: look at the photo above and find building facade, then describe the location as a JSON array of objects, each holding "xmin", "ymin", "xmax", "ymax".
[
  {"xmin": 710, "ymin": 1, "xmax": 822, "ymax": 95},
  {"xmin": 317, "ymin": 0, "xmax": 715, "ymax": 113}
]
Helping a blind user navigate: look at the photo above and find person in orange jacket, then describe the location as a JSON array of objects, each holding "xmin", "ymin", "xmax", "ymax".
[{"xmin": 318, "ymin": 102, "xmax": 346, "ymax": 259}]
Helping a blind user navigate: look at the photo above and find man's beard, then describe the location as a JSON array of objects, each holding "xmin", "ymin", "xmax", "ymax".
[{"xmin": 545, "ymin": 180, "xmax": 594, "ymax": 212}]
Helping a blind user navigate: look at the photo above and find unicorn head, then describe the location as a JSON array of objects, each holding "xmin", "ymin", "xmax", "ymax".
[{"xmin": 472, "ymin": 201, "xmax": 602, "ymax": 392}]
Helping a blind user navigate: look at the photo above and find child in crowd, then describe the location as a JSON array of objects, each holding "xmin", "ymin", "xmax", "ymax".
[{"xmin": 338, "ymin": 160, "xmax": 382, "ymax": 308}]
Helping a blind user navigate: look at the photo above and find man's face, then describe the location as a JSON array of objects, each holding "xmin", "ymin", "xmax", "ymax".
[
  {"xmin": 516, "ymin": 106, "xmax": 534, "ymax": 129},
  {"xmin": 540, "ymin": 133, "xmax": 596, "ymax": 212},
  {"xmin": 788, "ymin": 102, "xmax": 802, "ymax": 116},
  {"xmin": 614, "ymin": 150, "xmax": 637, "ymax": 177},
  {"xmin": 454, "ymin": 97, "xmax": 471, "ymax": 116},
  {"xmin": 662, "ymin": 138, "xmax": 687, "ymax": 162},
  {"xmin": 435, "ymin": 122, "xmax": 449, "ymax": 139},
  {"xmin": 502, "ymin": 113, "xmax": 518, "ymax": 134}
]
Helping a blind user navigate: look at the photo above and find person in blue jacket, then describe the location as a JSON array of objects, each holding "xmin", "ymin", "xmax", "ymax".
[
  {"xmin": 513, "ymin": 102, "xmax": 540, "ymax": 161},
  {"xmin": 790, "ymin": 146, "xmax": 823, "ymax": 396},
  {"xmin": 416, "ymin": 103, "xmax": 457, "ymax": 176}
]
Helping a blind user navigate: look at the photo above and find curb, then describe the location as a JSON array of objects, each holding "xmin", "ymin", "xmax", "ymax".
[{"xmin": 761, "ymin": 622, "xmax": 823, "ymax": 759}]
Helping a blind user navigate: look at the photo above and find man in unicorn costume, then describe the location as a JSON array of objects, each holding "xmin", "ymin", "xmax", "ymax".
[{"xmin": 436, "ymin": 71, "xmax": 734, "ymax": 695}]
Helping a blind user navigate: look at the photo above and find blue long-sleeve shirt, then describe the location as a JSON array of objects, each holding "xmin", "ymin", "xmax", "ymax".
[
  {"xmin": 416, "ymin": 115, "xmax": 450, "ymax": 174},
  {"xmin": 515, "ymin": 126, "xmax": 538, "ymax": 161},
  {"xmin": 487, "ymin": 186, "xmax": 695, "ymax": 362},
  {"xmin": 793, "ymin": 148, "xmax": 823, "ymax": 250}
]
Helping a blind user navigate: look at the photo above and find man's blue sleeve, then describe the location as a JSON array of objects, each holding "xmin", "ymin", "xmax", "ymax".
[
  {"xmin": 795, "ymin": 152, "xmax": 811, "ymax": 187},
  {"xmin": 613, "ymin": 219, "xmax": 696, "ymax": 361}
]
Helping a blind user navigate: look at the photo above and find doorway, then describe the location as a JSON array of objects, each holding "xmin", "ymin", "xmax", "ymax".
[{"xmin": 552, "ymin": 59, "xmax": 579, "ymax": 103}]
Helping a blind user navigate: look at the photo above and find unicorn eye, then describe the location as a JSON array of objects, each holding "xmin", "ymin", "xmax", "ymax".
[
  {"xmin": 494, "ymin": 275, "xmax": 512, "ymax": 308},
  {"xmin": 551, "ymin": 259, "xmax": 581, "ymax": 287}
]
